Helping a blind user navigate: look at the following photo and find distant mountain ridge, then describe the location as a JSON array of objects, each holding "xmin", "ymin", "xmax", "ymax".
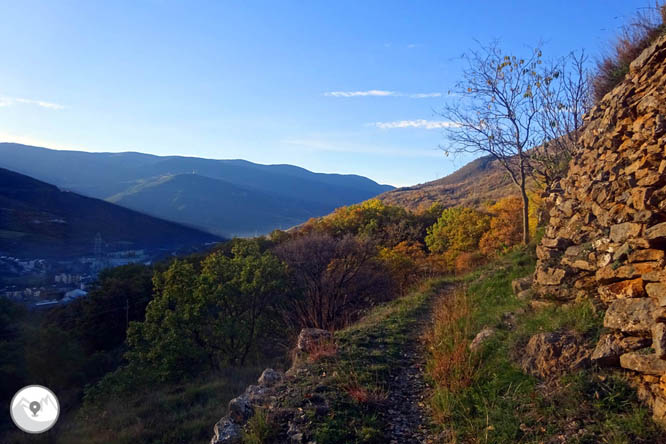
[
  {"xmin": 0, "ymin": 167, "xmax": 220, "ymax": 258},
  {"xmin": 0, "ymin": 143, "xmax": 394, "ymax": 236}
]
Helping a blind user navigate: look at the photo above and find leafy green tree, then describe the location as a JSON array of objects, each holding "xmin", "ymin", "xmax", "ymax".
[
  {"xmin": 126, "ymin": 260, "xmax": 205, "ymax": 381},
  {"xmin": 302, "ymin": 199, "xmax": 430, "ymax": 248},
  {"xmin": 425, "ymin": 207, "xmax": 490, "ymax": 258},
  {"xmin": 195, "ymin": 241, "xmax": 288, "ymax": 365},
  {"xmin": 126, "ymin": 241, "xmax": 288, "ymax": 381}
]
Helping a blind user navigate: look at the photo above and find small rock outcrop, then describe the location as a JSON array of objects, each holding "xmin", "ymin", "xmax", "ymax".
[
  {"xmin": 211, "ymin": 368, "xmax": 285, "ymax": 444},
  {"xmin": 210, "ymin": 332, "xmax": 335, "ymax": 444},
  {"xmin": 469, "ymin": 327, "xmax": 495, "ymax": 352},
  {"xmin": 520, "ymin": 331, "xmax": 591, "ymax": 379},
  {"xmin": 533, "ymin": 34, "xmax": 666, "ymax": 422},
  {"xmin": 296, "ymin": 328, "xmax": 333, "ymax": 353}
]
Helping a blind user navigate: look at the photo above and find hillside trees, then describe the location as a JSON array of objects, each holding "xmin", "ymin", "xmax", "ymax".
[
  {"xmin": 46, "ymin": 264, "xmax": 154, "ymax": 353},
  {"xmin": 302, "ymin": 199, "xmax": 428, "ymax": 248},
  {"xmin": 126, "ymin": 241, "xmax": 288, "ymax": 381},
  {"xmin": 425, "ymin": 207, "xmax": 490, "ymax": 266}
]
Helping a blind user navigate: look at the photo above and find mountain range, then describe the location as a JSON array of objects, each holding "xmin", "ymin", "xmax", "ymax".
[
  {"xmin": 0, "ymin": 167, "xmax": 220, "ymax": 258},
  {"xmin": 0, "ymin": 143, "xmax": 394, "ymax": 237}
]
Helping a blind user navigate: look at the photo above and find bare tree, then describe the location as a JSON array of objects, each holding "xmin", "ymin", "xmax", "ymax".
[
  {"xmin": 273, "ymin": 233, "xmax": 394, "ymax": 331},
  {"xmin": 531, "ymin": 51, "xmax": 592, "ymax": 191},
  {"xmin": 439, "ymin": 43, "xmax": 548, "ymax": 244}
]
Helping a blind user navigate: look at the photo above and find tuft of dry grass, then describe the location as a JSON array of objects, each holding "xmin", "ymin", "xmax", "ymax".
[
  {"xmin": 343, "ymin": 382, "xmax": 389, "ymax": 406},
  {"xmin": 593, "ymin": 2, "xmax": 666, "ymax": 101},
  {"xmin": 340, "ymin": 368, "xmax": 389, "ymax": 407},
  {"xmin": 306, "ymin": 339, "xmax": 338, "ymax": 363},
  {"xmin": 424, "ymin": 288, "xmax": 481, "ymax": 421}
]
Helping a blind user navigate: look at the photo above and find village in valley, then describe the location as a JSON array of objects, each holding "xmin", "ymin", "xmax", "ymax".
[{"xmin": 0, "ymin": 233, "xmax": 154, "ymax": 309}]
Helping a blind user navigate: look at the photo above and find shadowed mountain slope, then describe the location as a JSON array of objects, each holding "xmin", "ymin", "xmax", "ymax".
[
  {"xmin": 107, "ymin": 173, "xmax": 331, "ymax": 237},
  {"xmin": 0, "ymin": 168, "xmax": 220, "ymax": 258}
]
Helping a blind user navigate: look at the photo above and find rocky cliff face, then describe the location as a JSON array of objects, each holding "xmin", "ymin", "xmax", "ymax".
[{"xmin": 534, "ymin": 34, "xmax": 666, "ymax": 421}]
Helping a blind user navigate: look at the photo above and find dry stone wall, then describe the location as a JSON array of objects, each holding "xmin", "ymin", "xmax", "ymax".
[{"xmin": 534, "ymin": 34, "xmax": 666, "ymax": 421}]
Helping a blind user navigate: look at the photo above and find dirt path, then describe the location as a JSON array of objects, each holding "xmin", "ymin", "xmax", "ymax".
[{"xmin": 379, "ymin": 285, "xmax": 453, "ymax": 444}]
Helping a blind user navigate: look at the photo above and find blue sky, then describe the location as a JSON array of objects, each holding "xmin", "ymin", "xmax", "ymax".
[{"xmin": 0, "ymin": 0, "xmax": 653, "ymax": 186}]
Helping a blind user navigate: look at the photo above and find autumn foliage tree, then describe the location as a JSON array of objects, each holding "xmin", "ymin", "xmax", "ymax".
[
  {"xmin": 302, "ymin": 199, "xmax": 434, "ymax": 248},
  {"xmin": 378, "ymin": 241, "xmax": 427, "ymax": 294},
  {"xmin": 479, "ymin": 196, "xmax": 523, "ymax": 256},
  {"xmin": 425, "ymin": 207, "xmax": 490, "ymax": 267}
]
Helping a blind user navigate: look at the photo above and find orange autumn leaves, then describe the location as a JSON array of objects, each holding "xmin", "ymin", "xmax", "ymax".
[
  {"xmin": 424, "ymin": 195, "xmax": 539, "ymax": 274},
  {"xmin": 299, "ymin": 195, "xmax": 539, "ymax": 287}
]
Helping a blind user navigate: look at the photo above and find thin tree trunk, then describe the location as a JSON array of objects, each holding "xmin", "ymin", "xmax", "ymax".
[{"xmin": 520, "ymin": 178, "xmax": 530, "ymax": 244}]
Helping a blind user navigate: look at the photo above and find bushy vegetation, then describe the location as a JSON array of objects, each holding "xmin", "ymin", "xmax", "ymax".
[
  {"xmin": 425, "ymin": 206, "xmax": 490, "ymax": 265},
  {"xmin": 593, "ymin": 3, "xmax": 666, "ymax": 102},
  {"xmin": 274, "ymin": 233, "xmax": 394, "ymax": 330}
]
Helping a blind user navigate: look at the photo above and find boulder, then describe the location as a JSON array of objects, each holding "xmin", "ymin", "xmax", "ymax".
[
  {"xmin": 535, "ymin": 268, "xmax": 567, "ymax": 286},
  {"xmin": 517, "ymin": 289, "xmax": 534, "ymax": 300},
  {"xmin": 228, "ymin": 394, "xmax": 253, "ymax": 424},
  {"xmin": 653, "ymin": 396, "xmax": 666, "ymax": 424},
  {"xmin": 644, "ymin": 270, "xmax": 666, "ymax": 282},
  {"xmin": 296, "ymin": 328, "xmax": 333, "ymax": 353},
  {"xmin": 596, "ymin": 262, "xmax": 661, "ymax": 283},
  {"xmin": 603, "ymin": 298, "xmax": 656, "ymax": 335},
  {"xmin": 469, "ymin": 327, "xmax": 495, "ymax": 352},
  {"xmin": 511, "ymin": 276, "xmax": 533, "ymax": 295},
  {"xmin": 610, "ymin": 222, "xmax": 643, "ymax": 243},
  {"xmin": 647, "ymin": 283, "xmax": 666, "ymax": 305},
  {"xmin": 597, "ymin": 278, "xmax": 646, "ymax": 303},
  {"xmin": 519, "ymin": 331, "xmax": 590, "ymax": 378},
  {"xmin": 211, "ymin": 418, "xmax": 242, "ymax": 444},
  {"xmin": 620, "ymin": 352, "xmax": 666, "ymax": 375},
  {"xmin": 536, "ymin": 245, "xmax": 559, "ymax": 261},
  {"xmin": 541, "ymin": 237, "xmax": 572, "ymax": 249},
  {"xmin": 629, "ymin": 249, "xmax": 665, "ymax": 263},
  {"xmin": 591, "ymin": 333, "xmax": 650, "ymax": 366},
  {"xmin": 258, "ymin": 368, "xmax": 283, "ymax": 387},
  {"xmin": 647, "ymin": 222, "xmax": 666, "ymax": 241}
]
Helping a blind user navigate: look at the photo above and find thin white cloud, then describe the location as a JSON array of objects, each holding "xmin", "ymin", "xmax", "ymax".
[
  {"xmin": 408, "ymin": 93, "xmax": 440, "ymax": 98},
  {"xmin": 0, "ymin": 96, "xmax": 65, "ymax": 110},
  {"xmin": 372, "ymin": 120, "xmax": 459, "ymax": 130},
  {"xmin": 325, "ymin": 90, "xmax": 395, "ymax": 98},
  {"xmin": 324, "ymin": 90, "xmax": 441, "ymax": 99}
]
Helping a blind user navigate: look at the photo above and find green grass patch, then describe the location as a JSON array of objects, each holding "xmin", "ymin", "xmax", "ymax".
[{"xmin": 427, "ymin": 247, "xmax": 665, "ymax": 443}]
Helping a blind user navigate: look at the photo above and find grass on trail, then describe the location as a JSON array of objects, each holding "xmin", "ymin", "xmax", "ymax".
[
  {"xmin": 426, "ymin": 247, "xmax": 666, "ymax": 444},
  {"xmin": 287, "ymin": 278, "xmax": 451, "ymax": 444}
]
